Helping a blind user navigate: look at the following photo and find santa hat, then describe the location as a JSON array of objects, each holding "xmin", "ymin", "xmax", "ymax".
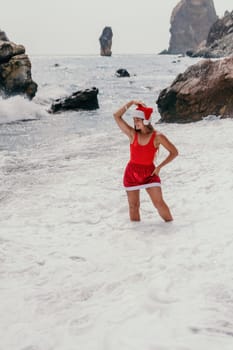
[{"xmin": 134, "ymin": 104, "xmax": 153, "ymax": 125}]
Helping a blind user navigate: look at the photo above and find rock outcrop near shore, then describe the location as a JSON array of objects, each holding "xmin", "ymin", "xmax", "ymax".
[
  {"xmin": 50, "ymin": 87, "xmax": 99, "ymax": 113},
  {"xmin": 187, "ymin": 10, "xmax": 233, "ymax": 58},
  {"xmin": 0, "ymin": 29, "xmax": 37, "ymax": 99},
  {"xmin": 99, "ymin": 27, "xmax": 113, "ymax": 56},
  {"xmin": 156, "ymin": 56, "xmax": 233, "ymax": 123},
  {"xmin": 167, "ymin": 0, "xmax": 217, "ymax": 55}
]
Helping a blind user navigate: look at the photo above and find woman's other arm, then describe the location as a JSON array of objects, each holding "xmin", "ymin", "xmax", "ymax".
[{"xmin": 153, "ymin": 133, "xmax": 178, "ymax": 176}]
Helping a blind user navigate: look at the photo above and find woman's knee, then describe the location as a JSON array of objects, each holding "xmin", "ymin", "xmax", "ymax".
[{"xmin": 152, "ymin": 198, "xmax": 165, "ymax": 209}]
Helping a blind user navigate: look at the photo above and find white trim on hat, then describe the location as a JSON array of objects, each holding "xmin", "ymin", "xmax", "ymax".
[{"xmin": 133, "ymin": 110, "xmax": 145, "ymax": 120}]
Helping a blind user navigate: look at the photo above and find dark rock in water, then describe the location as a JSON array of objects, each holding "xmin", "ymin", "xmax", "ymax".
[
  {"xmin": 115, "ymin": 68, "xmax": 130, "ymax": 77},
  {"xmin": 156, "ymin": 56, "xmax": 233, "ymax": 123},
  {"xmin": 99, "ymin": 27, "xmax": 113, "ymax": 56},
  {"xmin": 0, "ymin": 30, "xmax": 37, "ymax": 99},
  {"xmin": 50, "ymin": 87, "xmax": 99, "ymax": 113},
  {"xmin": 167, "ymin": 0, "xmax": 217, "ymax": 55},
  {"xmin": 188, "ymin": 10, "xmax": 233, "ymax": 58}
]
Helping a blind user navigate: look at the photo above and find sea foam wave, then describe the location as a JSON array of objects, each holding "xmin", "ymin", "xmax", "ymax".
[
  {"xmin": 1, "ymin": 55, "xmax": 233, "ymax": 350},
  {"xmin": 0, "ymin": 96, "xmax": 49, "ymax": 124}
]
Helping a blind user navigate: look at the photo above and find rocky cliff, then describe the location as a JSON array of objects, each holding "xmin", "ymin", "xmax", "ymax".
[
  {"xmin": 167, "ymin": 0, "xmax": 217, "ymax": 54},
  {"xmin": 187, "ymin": 10, "xmax": 233, "ymax": 58}
]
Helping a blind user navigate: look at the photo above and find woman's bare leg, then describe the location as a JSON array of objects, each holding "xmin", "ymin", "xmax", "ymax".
[
  {"xmin": 126, "ymin": 190, "xmax": 140, "ymax": 221},
  {"xmin": 146, "ymin": 187, "xmax": 173, "ymax": 222}
]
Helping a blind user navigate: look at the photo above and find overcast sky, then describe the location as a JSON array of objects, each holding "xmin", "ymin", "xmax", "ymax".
[{"xmin": 0, "ymin": 0, "xmax": 232, "ymax": 55}]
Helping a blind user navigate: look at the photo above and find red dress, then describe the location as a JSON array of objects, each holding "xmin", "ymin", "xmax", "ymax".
[{"xmin": 123, "ymin": 131, "xmax": 161, "ymax": 191}]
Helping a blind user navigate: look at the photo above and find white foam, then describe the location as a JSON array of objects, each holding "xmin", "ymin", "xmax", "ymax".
[
  {"xmin": 0, "ymin": 96, "xmax": 49, "ymax": 124},
  {"xmin": 1, "ymin": 55, "xmax": 233, "ymax": 350}
]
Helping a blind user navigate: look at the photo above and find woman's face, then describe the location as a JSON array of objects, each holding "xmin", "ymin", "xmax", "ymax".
[{"xmin": 133, "ymin": 117, "xmax": 144, "ymax": 130}]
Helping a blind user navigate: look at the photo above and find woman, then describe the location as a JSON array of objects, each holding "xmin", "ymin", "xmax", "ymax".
[{"xmin": 113, "ymin": 100, "xmax": 178, "ymax": 222}]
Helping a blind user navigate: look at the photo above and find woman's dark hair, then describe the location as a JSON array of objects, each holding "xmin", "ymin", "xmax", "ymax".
[
  {"xmin": 135, "ymin": 122, "xmax": 154, "ymax": 132},
  {"xmin": 145, "ymin": 123, "xmax": 154, "ymax": 132}
]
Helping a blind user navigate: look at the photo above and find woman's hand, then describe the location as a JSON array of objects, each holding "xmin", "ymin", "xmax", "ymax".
[
  {"xmin": 151, "ymin": 166, "xmax": 161, "ymax": 176},
  {"xmin": 132, "ymin": 100, "xmax": 146, "ymax": 107}
]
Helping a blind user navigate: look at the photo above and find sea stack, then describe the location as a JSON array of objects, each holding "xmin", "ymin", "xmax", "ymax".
[
  {"xmin": 167, "ymin": 0, "xmax": 217, "ymax": 55},
  {"xmin": 99, "ymin": 27, "xmax": 113, "ymax": 56}
]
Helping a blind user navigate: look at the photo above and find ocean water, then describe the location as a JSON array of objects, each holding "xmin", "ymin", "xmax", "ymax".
[{"xmin": 0, "ymin": 54, "xmax": 233, "ymax": 350}]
